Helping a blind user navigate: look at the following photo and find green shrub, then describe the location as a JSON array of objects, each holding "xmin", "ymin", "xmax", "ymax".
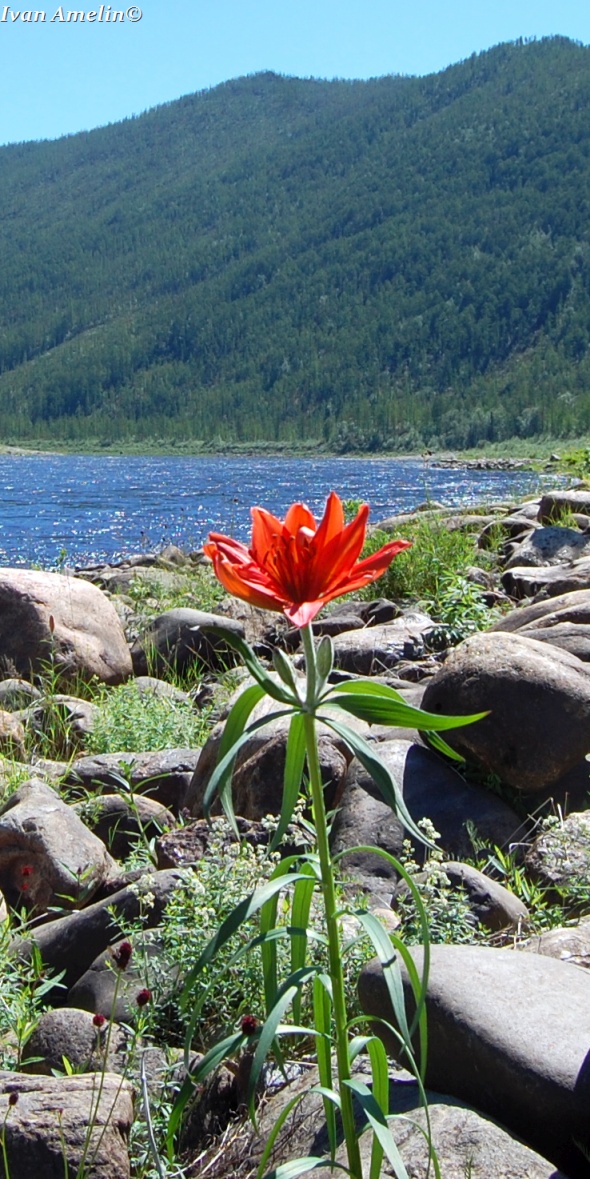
[
  {"xmin": 158, "ymin": 820, "xmax": 374, "ymax": 1050},
  {"xmin": 87, "ymin": 681, "xmax": 211, "ymax": 755},
  {"xmin": 364, "ymin": 514, "xmax": 482, "ymax": 604}
]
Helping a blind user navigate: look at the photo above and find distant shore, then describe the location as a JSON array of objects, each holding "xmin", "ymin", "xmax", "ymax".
[{"xmin": 0, "ymin": 437, "xmax": 575, "ymax": 466}]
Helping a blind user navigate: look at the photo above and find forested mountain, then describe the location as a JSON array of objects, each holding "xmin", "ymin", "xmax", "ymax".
[{"xmin": 1, "ymin": 36, "xmax": 590, "ymax": 449}]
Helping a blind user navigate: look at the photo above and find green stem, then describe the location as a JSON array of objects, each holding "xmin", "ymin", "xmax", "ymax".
[{"xmin": 301, "ymin": 625, "xmax": 362, "ymax": 1179}]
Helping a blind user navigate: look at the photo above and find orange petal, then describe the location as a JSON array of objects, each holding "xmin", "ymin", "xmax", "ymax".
[
  {"xmin": 250, "ymin": 507, "xmax": 284, "ymax": 565},
  {"xmin": 315, "ymin": 504, "xmax": 370, "ymax": 592},
  {"xmin": 210, "ymin": 554, "xmax": 286, "ymax": 613},
  {"xmin": 312, "ymin": 491, "xmax": 346, "ymax": 551},
  {"xmin": 335, "ymin": 537, "xmax": 412, "ymax": 587},
  {"xmin": 204, "ymin": 535, "xmax": 251, "ymax": 565},
  {"xmin": 284, "ymin": 599, "xmax": 325, "ymax": 627},
  {"xmin": 284, "ymin": 502, "xmax": 317, "ymax": 535}
]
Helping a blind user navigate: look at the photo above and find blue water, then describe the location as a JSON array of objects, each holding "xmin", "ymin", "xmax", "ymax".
[{"xmin": 0, "ymin": 453, "xmax": 559, "ymax": 569}]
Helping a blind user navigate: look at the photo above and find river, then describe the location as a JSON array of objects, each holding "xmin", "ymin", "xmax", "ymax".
[{"xmin": 0, "ymin": 453, "xmax": 561, "ymax": 568}]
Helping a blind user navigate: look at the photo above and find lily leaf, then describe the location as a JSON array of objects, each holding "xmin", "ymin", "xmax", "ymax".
[
  {"xmin": 318, "ymin": 715, "xmax": 434, "ymax": 847},
  {"xmin": 315, "ymin": 635, "xmax": 334, "ymax": 690},
  {"xmin": 255, "ymin": 1090, "xmax": 342, "ymax": 1179},
  {"xmin": 313, "ymin": 973, "xmax": 336, "ymax": 1157},
  {"xmin": 424, "ymin": 731, "xmax": 466, "ymax": 762},
  {"xmin": 290, "ymin": 863, "xmax": 317, "ymax": 1022},
  {"xmin": 201, "ymin": 625, "xmax": 297, "ymax": 704},
  {"xmin": 325, "ymin": 681, "xmax": 487, "ymax": 732},
  {"xmin": 179, "ymin": 868, "xmax": 310, "ymax": 1006},
  {"xmin": 263, "ymin": 1159, "xmax": 350, "ymax": 1178},
  {"xmin": 166, "ymin": 1030, "xmax": 246, "ymax": 1153},
  {"xmin": 344, "ymin": 1077, "xmax": 410, "ymax": 1179},
  {"xmin": 270, "ymin": 712, "xmax": 307, "ymax": 853},
  {"xmin": 203, "ymin": 707, "xmax": 294, "ymax": 828},
  {"xmin": 273, "ymin": 647, "xmax": 301, "ymax": 697},
  {"xmin": 247, "ymin": 966, "xmax": 320, "ymax": 1123}
]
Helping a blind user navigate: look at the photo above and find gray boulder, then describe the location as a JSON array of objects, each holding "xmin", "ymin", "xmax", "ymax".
[
  {"xmin": 20, "ymin": 694, "xmax": 99, "ymax": 757},
  {"xmin": 237, "ymin": 1061, "xmax": 569, "ymax": 1179},
  {"xmin": 67, "ymin": 931, "xmax": 177, "ymax": 1024},
  {"xmin": 491, "ymin": 588, "xmax": 590, "ymax": 661},
  {"xmin": 421, "ymin": 631, "xmax": 590, "ymax": 792},
  {"xmin": 314, "ymin": 612, "xmax": 435, "ymax": 675},
  {"xmin": 19, "ymin": 868, "xmax": 182, "ymax": 989},
  {"xmin": 0, "ymin": 1070, "xmax": 132, "ymax": 1178},
  {"xmin": 0, "ymin": 568, "xmax": 132, "ymax": 685},
  {"xmin": 331, "ymin": 740, "xmax": 522, "ymax": 871},
  {"xmin": 231, "ymin": 732, "xmax": 349, "ymax": 820},
  {"xmin": 0, "ymin": 679, "xmax": 41, "ymax": 710},
  {"xmin": 438, "ymin": 861, "xmax": 529, "ymax": 933},
  {"xmin": 73, "ymin": 793, "xmax": 176, "ymax": 859},
  {"xmin": 155, "ymin": 815, "xmax": 272, "ymax": 868},
  {"xmin": 130, "ymin": 608, "xmax": 245, "ymax": 676},
  {"xmin": 22, "ymin": 1007, "xmax": 127, "ymax": 1076},
  {"xmin": 477, "ymin": 513, "xmax": 537, "ymax": 549},
  {"xmin": 0, "ymin": 711, "xmax": 26, "ymax": 759},
  {"xmin": 504, "ymin": 525, "xmax": 590, "ymax": 569},
  {"xmin": 0, "ymin": 779, "xmax": 116, "ymax": 913},
  {"xmin": 520, "ymin": 918, "xmax": 590, "ymax": 968},
  {"xmin": 359, "ymin": 943, "xmax": 590, "ymax": 1177},
  {"xmin": 538, "ymin": 489, "xmax": 590, "ymax": 522},
  {"xmin": 185, "ymin": 680, "xmax": 363, "ymax": 817},
  {"xmin": 524, "ymin": 811, "xmax": 590, "ymax": 898},
  {"xmin": 502, "ymin": 556, "xmax": 590, "ymax": 599},
  {"xmin": 65, "ymin": 748, "xmax": 201, "ymax": 814}
]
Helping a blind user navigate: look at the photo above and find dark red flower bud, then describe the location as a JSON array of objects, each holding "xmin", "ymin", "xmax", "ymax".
[
  {"xmin": 92, "ymin": 1013, "xmax": 106, "ymax": 1029},
  {"xmin": 240, "ymin": 1014, "xmax": 258, "ymax": 1036},
  {"xmin": 112, "ymin": 940, "xmax": 132, "ymax": 970},
  {"xmin": 7, "ymin": 1092, "xmax": 18, "ymax": 1106},
  {"xmin": 136, "ymin": 988, "xmax": 152, "ymax": 1007}
]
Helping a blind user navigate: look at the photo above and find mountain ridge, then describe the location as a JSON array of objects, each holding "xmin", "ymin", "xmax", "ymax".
[{"xmin": 1, "ymin": 36, "xmax": 589, "ymax": 449}]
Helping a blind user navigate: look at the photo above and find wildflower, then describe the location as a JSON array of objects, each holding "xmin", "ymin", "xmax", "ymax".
[
  {"xmin": 112, "ymin": 940, "xmax": 133, "ymax": 970},
  {"xmin": 92, "ymin": 1013, "xmax": 106, "ymax": 1029},
  {"xmin": 7, "ymin": 1091, "xmax": 18, "ymax": 1107},
  {"xmin": 240, "ymin": 1014, "xmax": 258, "ymax": 1036},
  {"xmin": 204, "ymin": 491, "xmax": 411, "ymax": 627},
  {"xmin": 20, "ymin": 864, "xmax": 34, "ymax": 893},
  {"xmin": 136, "ymin": 988, "xmax": 152, "ymax": 1007}
]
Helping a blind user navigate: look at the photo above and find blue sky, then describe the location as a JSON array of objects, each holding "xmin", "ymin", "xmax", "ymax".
[{"xmin": 1, "ymin": 0, "xmax": 589, "ymax": 146}]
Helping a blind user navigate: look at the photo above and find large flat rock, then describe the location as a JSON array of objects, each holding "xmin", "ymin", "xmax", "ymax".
[
  {"xmin": 421, "ymin": 631, "xmax": 590, "ymax": 792},
  {"xmin": 359, "ymin": 942, "xmax": 590, "ymax": 1177}
]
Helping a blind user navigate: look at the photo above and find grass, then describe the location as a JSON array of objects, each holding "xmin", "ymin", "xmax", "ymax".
[
  {"xmin": 86, "ymin": 680, "xmax": 213, "ymax": 756},
  {"xmin": 364, "ymin": 514, "xmax": 489, "ymax": 604}
]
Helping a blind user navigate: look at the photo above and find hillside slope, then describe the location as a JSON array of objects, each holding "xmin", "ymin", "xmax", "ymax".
[{"xmin": 1, "ymin": 36, "xmax": 590, "ymax": 448}]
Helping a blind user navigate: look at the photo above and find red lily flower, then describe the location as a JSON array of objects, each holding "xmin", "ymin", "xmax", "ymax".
[{"xmin": 204, "ymin": 491, "xmax": 411, "ymax": 628}]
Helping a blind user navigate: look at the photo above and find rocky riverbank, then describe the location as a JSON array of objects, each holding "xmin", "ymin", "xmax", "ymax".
[{"xmin": 0, "ymin": 486, "xmax": 588, "ymax": 1176}]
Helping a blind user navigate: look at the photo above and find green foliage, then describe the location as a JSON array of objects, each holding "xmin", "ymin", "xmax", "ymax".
[
  {"xmin": 87, "ymin": 680, "xmax": 212, "ymax": 755},
  {"xmin": 422, "ymin": 572, "xmax": 496, "ymax": 648},
  {"xmin": 556, "ymin": 448, "xmax": 590, "ymax": 476},
  {"xmin": 0, "ymin": 930, "xmax": 62, "ymax": 1069},
  {"xmin": 396, "ymin": 823, "xmax": 486, "ymax": 946},
  {"xmin": 159, "ymin": 821, "xmax": 376, "ymax": 1049},
  {"xmin": 363, "ymin": 515, "xmax": 481, "ymax": 604},
  {"xmin": 160, "ymin": 830, "xmax": 285, "ymax": 1044},
  {"xmin": 1, "ymin": 39, "xmax": 590, "ymax": 447}
]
